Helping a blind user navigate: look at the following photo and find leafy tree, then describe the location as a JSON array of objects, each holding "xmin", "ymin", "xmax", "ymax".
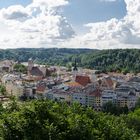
[
  {"xmin": 0, "ymin": 99, "xmax": 138, "ymax": 140},
  {"xmin": 135, "ymin": 98, "xmax": 140, "ymax": 109},
  {"xmin": 124, "ymin": 109, "xmax": 140, "ymax": 134},
  {"xmin": 0, "ymin": 85, "xmax": 6, "ymax": 95},
  {"xmin": 102, "ymin": 101, "xmax": 129, "ymax": 115},
  {"xmin": 14, "ymin": 64, "xmax": 27, "ymax": 74}
]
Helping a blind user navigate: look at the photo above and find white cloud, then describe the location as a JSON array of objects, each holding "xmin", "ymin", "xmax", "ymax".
[
  {"xmin": 0, "ymin": 0, "xmax": 140, "ymax": 49},
  {"xmin": 61, "ymin": 0, "xmax": 140, "ymax": 49},
  {"xmin": 0, "ymin": 0, "xmax": 75, "ymax": 48},
  {"xmin": 33, "ymin": 0, "xmax": 68, "ymax": 7},
  {"xmin": 0, "ymin": 5, "xmax": 30, "ymax": 21}
]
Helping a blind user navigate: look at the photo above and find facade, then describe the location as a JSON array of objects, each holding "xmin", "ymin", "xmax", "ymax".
[
  {"xmin": 46, "ymin": 89, "xmax": 71, "ymax": 103},
  {"xmin": 0, "ymin": 60, "xmax": 15, "ymax": 73},
  {"xmin": 2, "ymin": 74, "xmax": 24, "ymax": 97},
  {"xmin": 127, "ymin": 96, "xmax": 137, "ymax": 109},
  {"xmin": 27, "ymin": 58, "xmax": 46, "ymax": 80},
  {"xmin": 23, "ymin": 85, "xmax": 36, "ymax": 97},
  {"xmin": 5, "ymin": 80, "xmax": 24, "ymax": 96},
  {"xmin": 72, "ymin": 92, "xmax": 86, "ymax": 105},
  {"xmin": 88, "ymin": 89, "xmax": 102, "ymax": 110},
  {"xmin": 86, "ymin": 93, "xmax": 95, "ymax": 107},
  {"xmin": 117, "ymin": 96, "xmax": 128, "ymax": 108},
  {"xmin": 99, "ymin": 76, "xmax": 114, "ymax": 90},
  {"xmin": 115, "ymin": 86, "xmax": 137, "ymax": 108},
  {"xmin": 102, "ymin": 90, "xmax": 117, "ymax": 105}
]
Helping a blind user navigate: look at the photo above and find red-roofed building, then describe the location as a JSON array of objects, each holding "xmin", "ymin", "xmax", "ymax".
[
  {"xmin": 36, "ymin": 82, "xmax": 47, "ymax": 95},
  {"xmin": 65, "ymin": 81, "xmax": 83, "ymax": 88},
  {"xmin": 88, "ymin": 89, "xmax": 102, "ymax": 110},
  {"xmin": 99, "ymin": 76, "xmax": 114, "ymax": 90},
  {"xmin": 75, "ymin": 75, "xmax": 91, "ymax": 87},
  {"xmin": 27, "ymin": 58, "xmax": 51, "ymax": 81}
]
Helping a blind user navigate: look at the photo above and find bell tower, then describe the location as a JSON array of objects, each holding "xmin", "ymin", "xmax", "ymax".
[
  {"xmin": 28, "ymin": 58, "xmax": 34, "ymax": 76},
  {"xmin": 73, "ymin": 59, "xmax": 78, "ymax": 80}
]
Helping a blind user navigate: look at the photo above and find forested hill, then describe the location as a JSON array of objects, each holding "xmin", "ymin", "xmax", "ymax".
[
  {"xmin": 0, "ymin": 48, "xmax": 93, "ymax": 63},
  {"xmin": 1, "ymin": 48, "xmax": 140, "ymax": 73},
  {"xmin": 79, "ymin": 49, "xmax": 140, "ymax": 74}
]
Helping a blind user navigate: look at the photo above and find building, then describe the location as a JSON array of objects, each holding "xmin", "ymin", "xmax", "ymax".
[
  {"xmin": 72, "ymin": 92, "xmax": 86, "ymax": 106},
  {"xmin": 46, "ymin": 88, "xmax": 72, "ymax": 103},
  {"xmin": 115, "ymin": 85, "xmax": 137, "ymax": 108},
  {"xmin": 27, "ymin": 58, "xmax": 50, "ymax": 80},
  {"xmin": 72, "ymin": 59, "xmax": 78, "ymax": 80},
  {"xmin": 36, "ymin": 81, "xmax": 48, "ymax": 97},
  {"xmin": 75, "ymin": 75, "xmax": 91, "ymax": 87},
  {"xmin": 90, "ymin": 89, "xmax": 102, "ymax": 111},
  {"xmin": 22, "ymin": 84, "xmax": 36, "ymax": 99},
  {"xmin": 99, "ymin": 76, "xmax": 115, "ymax": 90},
  {"xmin": 0, "ymin": 60, "xmax": 15, "ymax": 72},
  {"xmin": 1, "ymin": 74, "xmax": 24, "ymax": 97},
  {"xmin": 101, "ymin": 90, "xmax": 117, "ymax": 106},
  {"xmin": 65, "ymin": 81, "xmax": 83, "ymax": 88}
]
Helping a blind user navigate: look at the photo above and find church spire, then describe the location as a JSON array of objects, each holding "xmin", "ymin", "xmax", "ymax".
[{"xmin": 73, "ymin": 59, "xmax": 78, "ymax": 71}]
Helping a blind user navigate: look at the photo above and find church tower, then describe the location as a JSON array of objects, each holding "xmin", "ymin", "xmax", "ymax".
[
  {"xmin": 72, "ymin": 59, "xmax": 78, "ymax": 81},
  {"xmin": 28, "ymin": 58, "xmax": 34, "ymax": 76},
  {"xmin": 28, "ymin": 58, "xmax": 34, "ymax": 71}
]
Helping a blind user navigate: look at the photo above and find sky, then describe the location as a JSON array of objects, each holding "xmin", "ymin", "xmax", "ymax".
[{"xmin": 0, "ymin": 0, "xmax": 139, "ymax": 49}]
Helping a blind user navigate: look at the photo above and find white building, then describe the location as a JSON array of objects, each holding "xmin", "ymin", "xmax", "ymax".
[
  {"xmin": 102, "ymin": 90, "xmax": 117, "ymax": 105},
  {"xmin": 72, "ymin": 92, "xmax": 86, "ymax": 105}
]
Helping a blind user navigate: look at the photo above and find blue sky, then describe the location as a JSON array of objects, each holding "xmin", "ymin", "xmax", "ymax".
[
  {"xmin": 0, "ymin": 0, "xmax": 139, "ymax": 49},
  {"xmin": 64, "ymin": 0, "xmax": 126, "ymax": 25},
  {"xmin": 0, "ymin": 0, "xmax": 31, "ymax": 7},
  {"xmin": 0, "ymin": 0, "xmax": 126, "ymax": 26}
]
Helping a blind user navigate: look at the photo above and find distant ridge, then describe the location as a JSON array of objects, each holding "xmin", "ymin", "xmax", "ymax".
[{"xmin": 0, "ymin": 48, "xmax": 140, "ymax": 73}]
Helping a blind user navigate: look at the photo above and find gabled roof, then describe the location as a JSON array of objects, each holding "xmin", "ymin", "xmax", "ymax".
[
  {"xmin": 29, "ymin": 67, "xmax": 44, "ymax": 77},
  {"xmin": 128, "ymin": 77, "xmax": 140, "ymax": 82},
  {"xmin": 105, "ymin": 77, "xmax": 114, "ymax": 87},
  {"xmin": 65, "ymin": 81, "xmax": 83, "ymax": 87},
  {"xmin": 75, "ymin": 75, "xmax": 91, "ymax": 86},
  {"xmin": 89, "ymin": 89, "xmax": 101, "ymax": 97},
  {"xmin": 0, "ymin": 60, "xmax": 14, "ymax": 66},
  {"xmin": 99, "ymin": 76, "xmax": 114, "ymax": 89},
  {"xmin": 36, "ymin": 82, "xmax": 46, "ymax": 92}
]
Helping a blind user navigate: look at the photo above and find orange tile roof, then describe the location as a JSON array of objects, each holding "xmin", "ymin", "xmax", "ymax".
[
  {"xmin": 65, "ymin": 82, "xmax": 83, "ymax": 87},
  {"xmin": 105, "ymin": 77, "xmax": 114, "ymax": 87},
  {"xmin": 36, "ymin": 83, "xmax": 46, "ymax": 92},
  {"xmin": 89, "ymin": 89, "xmax": 101, "ymax": 97},
  {"xmin": 75, "ymin": 75, "xmax": 91, "ymax": 86}
]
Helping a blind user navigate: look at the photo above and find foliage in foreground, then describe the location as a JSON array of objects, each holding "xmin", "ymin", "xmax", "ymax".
[
  {"xmin": 0, "ymin": 99, "xmax": 139, "ymax": 140},
  {"xmin": 0, "ymin": 85, "xmax": 6, "ymax": 96}
]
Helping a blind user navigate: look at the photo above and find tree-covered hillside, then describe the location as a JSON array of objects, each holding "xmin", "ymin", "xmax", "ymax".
[
  {"xmin": 0, "ymin": 99, "xmax": 139, "ymax": 140},
  {"xmin": 79, "ymin": 49, "xmax": 140, "ymax": 74},
  {"xmin": 0, "ymin": 48, "xmax": 93, "ymax": 65},
  {"xmin": 1, "ymin": 48, "xmax": 140, "ymax": 73}
]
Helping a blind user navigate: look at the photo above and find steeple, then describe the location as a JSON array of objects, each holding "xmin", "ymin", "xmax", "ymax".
[
  {"xmin": 73, "ymin": 59, "xmax": 78, "ymax": 71},
  {"xmin": 72, "ymin": 58, "xmax": 78, "ymax": 81}
]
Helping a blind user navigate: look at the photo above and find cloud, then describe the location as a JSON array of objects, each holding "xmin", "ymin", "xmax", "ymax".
[
  {"xmin": 62, "ymin": 0, "xmax": 140, "ymax": 49},
  {"xmin": 32, "ymin": 0, "xmax": 69, "ymax": 7},
  {"xmin": 0, "ymin": 0, "xmax": 140, "ymax": 49},
  {"xmin": 0, "ymin": 5, "xmax": 29, "ymax": 21},
  {"xmin": 0, "ymin": 0, "xmax": 75, "ymax": 48}
]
